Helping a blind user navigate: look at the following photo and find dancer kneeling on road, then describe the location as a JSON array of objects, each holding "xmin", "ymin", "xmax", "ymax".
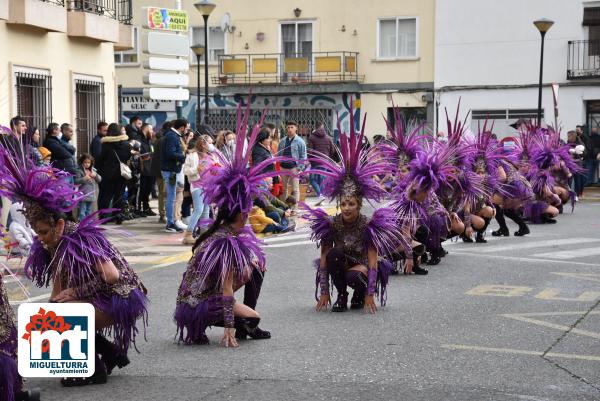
[
  {"xmin": 174, "ymin": 104, "xmax": 289, "ymax": 347},
  {"xmin": 304, "ymin": 108, "xmax": 405, "ymax": 313}
]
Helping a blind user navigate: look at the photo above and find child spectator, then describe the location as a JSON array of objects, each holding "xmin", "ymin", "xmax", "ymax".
[
  {"xmin": 38, "ymin": 147, "xmax": 51, "ymax": 166},
  {"xmin": 75, "ymin": 153, "xmax": 102, "ymax": 221},
  {"xmin": 249, "ymin": 205, "xmax": 292, "ymax": 234},
  {"xmin": 285, "ymin": 195, "xmax": 297, "ymax": 215},
  {"xmin": 8, "ymin": 202, "xmax": 35, "ymax": 256}
]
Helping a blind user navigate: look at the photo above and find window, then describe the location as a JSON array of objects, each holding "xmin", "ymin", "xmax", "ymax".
[
  {"xmin": 471, "ymin": 109, "xmax": 544, "ymax": 138},
  {"xmin": 280, "ymin": 22, "xmax": 313, "ymax": 57},
  {"xmin": 13, "ymin": 67, "xmax": 53, "ymax": 138},
  {"xmin": 75, "ymin": 78, "xmax": 105, "ymax": 156},
  {"xmin": 378, "ymin": 17, "xmax": 417, "ymax": 59},
  {"xmin": 114, "ymin": 27, "xmax": 139, "ymax": 65},
  {"xmin": 190, "ymin": 26, "xmax": 225, "ymax": 64}
]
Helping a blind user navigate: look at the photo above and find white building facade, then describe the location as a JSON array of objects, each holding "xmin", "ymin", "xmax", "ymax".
[{"xmin": 434, "ymin": 0, "xmax": 600, "ymax": 138}]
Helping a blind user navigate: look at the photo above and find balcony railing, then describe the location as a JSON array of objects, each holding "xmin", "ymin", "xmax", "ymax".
[
  {"xmin": 211, "ymin": 51, "xmax": 363, "ymax": 86},
  {"xmin": 39, "ymin": 0, "xmax": 65, "ymax": 5},
  {"xmin": 567, "ymin": 40, "xmax": 600, "ymax": 79},
  {"xmin": 67, "ymin": 0, "xmax": 131, "ymax": 23}
]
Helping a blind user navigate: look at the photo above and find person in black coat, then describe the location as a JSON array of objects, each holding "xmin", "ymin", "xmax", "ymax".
[
  {"xmin": 43, "ymin": 123, "xmax": 78, "ymax": 180},
  {"xmin": 150, "ymin": 121, "xmax": 171, "ymax": 223},
  {"xmin": 96, "ymin": 123, "xmax": 131, "ymax": 224},
  {"xmin": 138, "ymin": 123, "xmax": 156, "ymax": 215},
  {"xmin": 252, "ymin": 128, "xmax": 275, "ymax": 174}
]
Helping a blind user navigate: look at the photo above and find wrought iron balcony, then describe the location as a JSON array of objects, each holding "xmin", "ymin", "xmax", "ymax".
[
  {"xmin": 211, "ymin": 51, "xmax": 363, "ymax": 86},
  {"xmin": 567, "ymin": 40, "xmax": 600, "ymax": 79},
  {"xmin": 67, "ymin": 0, "xmax": 132, "ymax": 24}
]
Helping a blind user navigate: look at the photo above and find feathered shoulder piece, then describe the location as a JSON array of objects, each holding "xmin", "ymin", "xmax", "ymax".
[
  {"xmin": 382, "ymin": 106, "xmax": 426, "ymax": 166},
  {"xmin": 190, "ymin": 225, "xmax": 265, "ymax": 291},
  {"xmin": 315, "ymin": 102, "xmax": 392, "ymax": 202},
  {"xmin": 200, "ymin": 101, "xmax": 289, "ymax": 215},
  {"xmin": 301, "ymin": 205, "xmax": 334, "ymax": 246},
  {"xmin": 25, "ymin": 213, "xmax": 120, "ymax": 293},
  {"xmin": 301, "ymin": 204, "xmax": 408, "ymax": 257},
  {"xmin": 363, "ymin": 207, "xmax": 410, "ymax": 257},
  {"xmin": 0, "ymin": 130, "xmax": 83, "ymax": 220}
]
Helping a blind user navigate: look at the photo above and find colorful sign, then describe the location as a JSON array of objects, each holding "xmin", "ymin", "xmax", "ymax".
[
  {"xmin": 18, "ymin": 303, "xmax": 95, "ymax": 378},
  {"xmin": 145, "ymin": 7, "xmax": 188, "ymax": 32}
]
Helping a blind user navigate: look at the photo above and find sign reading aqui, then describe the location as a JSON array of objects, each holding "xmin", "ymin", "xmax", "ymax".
[{"xmin": 145, "ymin": 7, "xmax": 188, "ymax": 32}]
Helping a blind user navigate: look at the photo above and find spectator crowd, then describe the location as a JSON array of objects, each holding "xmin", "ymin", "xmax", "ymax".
[{"xmin": 2, "ymin": 113, "xmax": 599, "ymax": 256}]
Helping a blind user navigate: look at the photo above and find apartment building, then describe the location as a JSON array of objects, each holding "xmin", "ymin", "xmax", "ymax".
[
  {"xmin": 115, "ymin": 0, "xmax": 435, "ymax": 137},
  {"xmin": 0, "ymin": 0, "xmax": 134, "ymax": 151}
]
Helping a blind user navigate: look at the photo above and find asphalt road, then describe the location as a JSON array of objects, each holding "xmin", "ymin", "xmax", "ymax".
[{"xmin": 12, "ymin": 201, "xmax": 600, "ymax": 400}]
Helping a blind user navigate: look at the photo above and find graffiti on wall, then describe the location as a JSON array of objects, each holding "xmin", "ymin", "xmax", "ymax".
[{"xmin": 121, "ymin": 92, "xmax": 361, "ymax": 140}]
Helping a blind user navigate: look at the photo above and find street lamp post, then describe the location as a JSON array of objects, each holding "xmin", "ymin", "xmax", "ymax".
[
  {"xmin": 191, "ymin": 45, "xmax": 205, "ymax": 131},
  {"xmin": 533, "ymin": 18, "xmax": 555, "ymax": 126},
  {"xmin": 194, "ymin": 1, "xmax": 216, "ymax": 125}
]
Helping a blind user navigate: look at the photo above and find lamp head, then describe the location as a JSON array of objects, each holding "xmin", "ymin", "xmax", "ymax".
[
  {"xmin": 191, "ymin": 44, "xmax": 205, "ymax": 56},
  {"xmin": 194, "ymin": 1, "xmax": 216, "ymax": 17},
  {"xmin": 534, "ymin": 18, "xmax": 554, "ymax": 34}
]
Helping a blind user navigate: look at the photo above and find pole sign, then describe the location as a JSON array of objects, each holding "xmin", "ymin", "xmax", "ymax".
[
  {"xmin": 145, "ymin": 7, "xmax": 188, "ymax": 32},
  {"xmin": 142, "ymin": 6, "xmax": 190, "ymax": 102}
]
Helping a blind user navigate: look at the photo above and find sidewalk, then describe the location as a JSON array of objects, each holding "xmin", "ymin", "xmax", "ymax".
[{"xmin": 1, "ymin": 196, "xmax": 337, "ymax": 279}]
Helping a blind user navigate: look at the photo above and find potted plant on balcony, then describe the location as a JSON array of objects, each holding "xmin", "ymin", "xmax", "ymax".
[{"xmin": 219, "ymin": 75, "xmax": 229, "ymax": 84}]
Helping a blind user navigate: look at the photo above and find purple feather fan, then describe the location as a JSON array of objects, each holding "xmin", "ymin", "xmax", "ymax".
[
  {"xmin": 0, "ymin": 146, "xmax": 84, "ymax": 214},
  {"xmin": 200, "ymin": 100, "xmax": 293, "ymax": 215},
  {"xmin": 189, "ymin": 226, "xmax": 265, "ymax": 294},
  {"xmin": 363, "ymin": 207, "xmax": 410, "ymax": 258},
  {"xmin": 300, "ymin": 203, "xmax": 334, "ymax": 246},
  {"xmin": 523, "ymin": 200, "xmax": 548, "ymax": 224},
  {"xmin": 314, "ymin": 101, "xmax": 392, "ymax": 202}
]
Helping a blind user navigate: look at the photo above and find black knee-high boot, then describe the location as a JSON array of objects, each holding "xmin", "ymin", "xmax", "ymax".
[
  {"xmin": 346, "ymin": 270, "xmax": 367, "ymax": 309},
  {"xmin": 95, "ymin": 333, "xmax": 130, "ymax": 375},
  {"xmin": 234, "ymin": 316, "xmax": 271, "ymax": 340},
  {"xmin": 326, "ymin": 248, "xmax": 348, "ymax": 312},
  {"xmin": 492, "ymin": 207, "xmax": 509, "ymax": 236},
  {"xmin": 504, "ymin": 209, "xmax": 530, "ymax": 236},
  {"xmin": 476, "ymin": 218, "xmax": 491, "ymax": 243}
]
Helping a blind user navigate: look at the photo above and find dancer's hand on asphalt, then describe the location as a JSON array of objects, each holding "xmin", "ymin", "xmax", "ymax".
[
  {"xmin": 221, "ymin": 328, "xmax": 239, "ymax": 348},
  {"xmin": 52, "ymin": 288, "xmax": 76, "ymax": 303},
  {"xmin": 316, "ymin": 294, "xmax": 330, "ymax": 311},
  {"xmin": 404, "ymin": 258, "xmax": 414, "ymax": 274},
  {"xmin": 364, "ymin": 295, "xmax": 377, "ymax": 314}
]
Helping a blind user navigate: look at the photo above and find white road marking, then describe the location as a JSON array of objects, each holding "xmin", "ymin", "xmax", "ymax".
[
  {"xmin": 441, "ymin": 344, "xmax": 600, "ymax": 362},
  {"xmin": 449, "ymin": 250, "xmax": 600, "ymax": 268},
  {"xmin": 265, "ymin": 240, "xmax": 315, "ymax": 248},
  {"xmin": 502, "ymin": 311, "xmax": 600, "ymax": 339},
  {"xmin": 531, "ymin": 247, "xmax": 600, "ymax": 260},
  {"xmin": 263, "ymin": 233, "xmax": 311, "ymax": 243},
  {"xmin": 476, "ymin": 238, "xmax": 600, "ymax": 254}
]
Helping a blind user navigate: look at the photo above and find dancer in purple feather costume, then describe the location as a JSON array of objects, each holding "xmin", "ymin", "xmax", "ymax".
[
  {"xmin": 0, "ymin": 132, "xmax": 148, "ymax": 387},
  {"xmin": 174, "ymin": 103, "xmax": 287, "ymax": 346},
  {"xmin": 520, "ymin": 125, "xmax": 572, "ymax": 224},
  {"xmin": 304, "ymin": 104, "xmax": 406, "ymax": 313},
  {"xmin": 0, "ymin": 271, "xmax": 40, "ymax": 401}
]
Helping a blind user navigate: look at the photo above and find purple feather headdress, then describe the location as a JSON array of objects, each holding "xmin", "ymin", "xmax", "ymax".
[
  {"xmin": 0, "ymin": 133, "xmax": 84, "ymax": 221},
  {"xmin": 528, "ymin": 126, "xmax": 584, "ymax": 175},
  {"xmin": 200, "ymin": 101, "xmax": 291, "ymax": 215},
  {"xmin": 312, "ymin": 102, "xmax": 391, "ymax": 202},
  {"xmin": 405, "ymin": 140, "xmax": 458, "ymax": 194},
  {"xmin": 382, "ymin": 106, "xmax": 426, "ymax": 166}
]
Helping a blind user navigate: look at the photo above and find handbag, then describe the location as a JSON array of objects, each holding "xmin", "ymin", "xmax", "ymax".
[{"xmin": 113, "ymin": 150, "xmax": 132, "ymax": 180}]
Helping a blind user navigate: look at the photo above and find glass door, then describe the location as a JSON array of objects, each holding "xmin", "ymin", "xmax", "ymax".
[{"xmin": 280, "ymin": 22, "xmax": 313, "ymax": 81}]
